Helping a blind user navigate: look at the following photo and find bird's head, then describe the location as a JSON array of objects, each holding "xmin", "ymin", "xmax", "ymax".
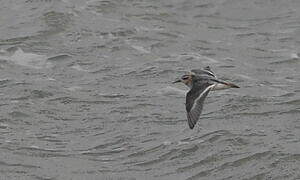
[{"xmin": 173, "ymin": 73, "xmax": 194, "ymax": 87}]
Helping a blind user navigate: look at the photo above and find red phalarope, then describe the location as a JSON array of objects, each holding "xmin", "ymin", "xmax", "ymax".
[{"xmin": 173, "ymin": 66, "xmax": 240, "ymax": 129}]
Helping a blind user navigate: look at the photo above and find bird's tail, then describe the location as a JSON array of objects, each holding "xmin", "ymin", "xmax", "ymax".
[
  {"xmin": 211, "ymin": 79, "xmax": 240, "ymax": 89},
  {"xmin": 224, "ymin": 82, "xmax": 240, "ymax": 88}
]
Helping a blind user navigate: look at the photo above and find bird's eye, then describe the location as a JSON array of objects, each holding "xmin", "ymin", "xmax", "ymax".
[{"xmin": 182, "ymin": 75, "xmax": 189, "ymax": 80}]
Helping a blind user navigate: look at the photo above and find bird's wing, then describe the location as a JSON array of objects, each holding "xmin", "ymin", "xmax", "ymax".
[
  {"xmin": 191, "ymin": 66, "xmax": 216, "ymax": 78},
  {"xmin": 186, "ymin": 80, "xmax": 214, "ymax": 129}
]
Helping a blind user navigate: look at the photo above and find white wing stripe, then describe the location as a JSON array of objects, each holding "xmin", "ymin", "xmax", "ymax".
[
  {"xmin": 190, "ymin": 84, "xmax": 215, "ymax": 111},
  {"xmin": 202, "ymin": 70, "xmax": 216, "ymax": 77}
]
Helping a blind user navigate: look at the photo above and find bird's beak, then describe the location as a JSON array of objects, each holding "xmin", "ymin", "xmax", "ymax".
[{"xmin": 172, "ymin": 79, "xmax": 181, "ymax": 84}]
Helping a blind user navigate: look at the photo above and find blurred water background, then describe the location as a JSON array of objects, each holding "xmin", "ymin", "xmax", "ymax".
[{"xmin": 0, "ymin": 0, "xmax": 299, "ymax": 179}]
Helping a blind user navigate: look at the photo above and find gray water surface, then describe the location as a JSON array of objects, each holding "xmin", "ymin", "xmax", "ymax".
[{"xmin": 0, "ymin": 0, "xmax": 299, "ymax": 179}]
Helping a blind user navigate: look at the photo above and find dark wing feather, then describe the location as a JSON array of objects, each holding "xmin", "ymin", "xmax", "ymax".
[
  {"xmin": 186, "ymin": 79, "xmax": 214, "ymax": 129},
  {"xmin": 191, "ymin": 66, "xmax": 216, "ymax": 78}
]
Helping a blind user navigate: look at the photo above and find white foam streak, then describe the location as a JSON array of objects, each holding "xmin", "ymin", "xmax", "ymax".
[{"xmin": 0, "ymin": 48, "xmax": 52, "ymax": 69}]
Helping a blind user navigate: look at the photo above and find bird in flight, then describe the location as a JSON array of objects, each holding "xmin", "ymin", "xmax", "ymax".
[{"xmin": 173, "ymin": 66, "xmax": 239, "ymax": 129}]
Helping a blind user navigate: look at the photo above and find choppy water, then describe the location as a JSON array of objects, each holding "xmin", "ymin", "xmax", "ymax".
[{"xmin": 0, "ymin": 0, "xmax": 299, "ymax": 179}]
